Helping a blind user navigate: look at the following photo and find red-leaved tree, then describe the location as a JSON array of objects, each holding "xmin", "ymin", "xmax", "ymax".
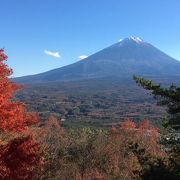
[{"xmin": 0, "ymin": 49, "xmax": 42, "ymax": 179}]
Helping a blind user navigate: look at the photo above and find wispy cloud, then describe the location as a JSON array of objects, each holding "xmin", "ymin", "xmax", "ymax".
[
  {"xmin": 78, "ymin": 55, "xmax": 88, "ymax": 60},
  {"xmin": 44, "ymin": 50, "xmax": 61, "ymax": 58}
]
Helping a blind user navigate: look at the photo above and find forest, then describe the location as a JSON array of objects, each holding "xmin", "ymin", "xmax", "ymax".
[
  {"xmin": 16, "ymin": 77, "xmax": 175, "ymax": 129},
  {"xmin": 0, "ymin": 49, "xmax": 180, "ymax": 179}
]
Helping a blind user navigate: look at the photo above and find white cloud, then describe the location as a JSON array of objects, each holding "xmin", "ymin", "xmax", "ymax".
[
  {"xmin": 44, "ymin": 50, "xmax": 61, "ymax": 58},
  {"xmin": 78, "ymin": 55, "xmax": 88, "ymax": 60}
]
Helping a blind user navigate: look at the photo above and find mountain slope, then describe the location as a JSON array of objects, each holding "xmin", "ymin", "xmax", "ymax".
[{"xmin": 14, "ymin": 37, "xmax": 180, "ymax": 83}]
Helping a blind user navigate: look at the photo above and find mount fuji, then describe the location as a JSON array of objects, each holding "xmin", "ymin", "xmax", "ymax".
[{"xmin": 14, "ymin": 37, "xmax": 180, "ymax": 83}]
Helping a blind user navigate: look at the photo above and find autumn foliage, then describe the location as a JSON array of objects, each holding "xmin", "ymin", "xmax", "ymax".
[
  {"xmin": 0, "ymin": 49, "xmax": 175, "ymax": 179},
  {"xmin": 0, "ymin": 49, "xmax": 42, "ymax": 179},
  {"xmin": 35, "ymin": 117, "xmax": 163, "ymax": 179},
  {"xmin": 0, "ymin": 49, "xmax": 38, "ymax": 132}
]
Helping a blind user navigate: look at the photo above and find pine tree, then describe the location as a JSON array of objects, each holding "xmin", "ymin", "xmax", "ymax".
[{"xmin": 133, "ymin": 75, "xmax": 180, "ymax": 130}]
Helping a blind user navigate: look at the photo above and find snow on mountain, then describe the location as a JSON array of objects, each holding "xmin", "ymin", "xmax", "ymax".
[
  {"xmin": 129, "ymin": 36, "xmax": 144, "ymax": 43},
  {"xmin": 14, "ymin": 37, "xmax": 180, "ymax": 83}
]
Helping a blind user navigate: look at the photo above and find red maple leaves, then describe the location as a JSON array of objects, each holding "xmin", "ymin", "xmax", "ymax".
[
  {"xmin": 0, "ymin": 49, "xmax": 38, "ymax": 132},
  {"xmin": 0, "ymin": 49, "xmax": 42, "ymax": 179}
]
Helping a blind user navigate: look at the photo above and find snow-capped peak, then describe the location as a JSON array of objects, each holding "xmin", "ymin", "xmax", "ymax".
[
  {"xmin": 117, "ymin": 36, "xmax": 145, "ymax": 47},
  {"xmin": 129, "ymin": 36, "xmax": 143, "ymax": 43}
]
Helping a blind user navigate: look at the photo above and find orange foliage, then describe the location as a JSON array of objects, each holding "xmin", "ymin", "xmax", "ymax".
[
  {"xmin": 0, "ymin": 49, "xmax": 42, "ymax": 179},
  {"xmin": 121, "ymin": 119, "xmax": 136, "ymax": 129},
  {"xmin": 111, "ymin": 119, "xmax": 161, "ymax": 155},
  {"xmin": 0, "ymin": 49, "xmax": 38, "ymax": 132},
  {"xmin": 107, "ymin": 119, "xmax": 163, "ymax": 178}
]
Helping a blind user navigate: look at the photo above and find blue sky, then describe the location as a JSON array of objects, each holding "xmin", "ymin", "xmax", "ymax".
[{"xmin": 0, "ymin": 0, "xmax": 180, "ymax": 77}]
